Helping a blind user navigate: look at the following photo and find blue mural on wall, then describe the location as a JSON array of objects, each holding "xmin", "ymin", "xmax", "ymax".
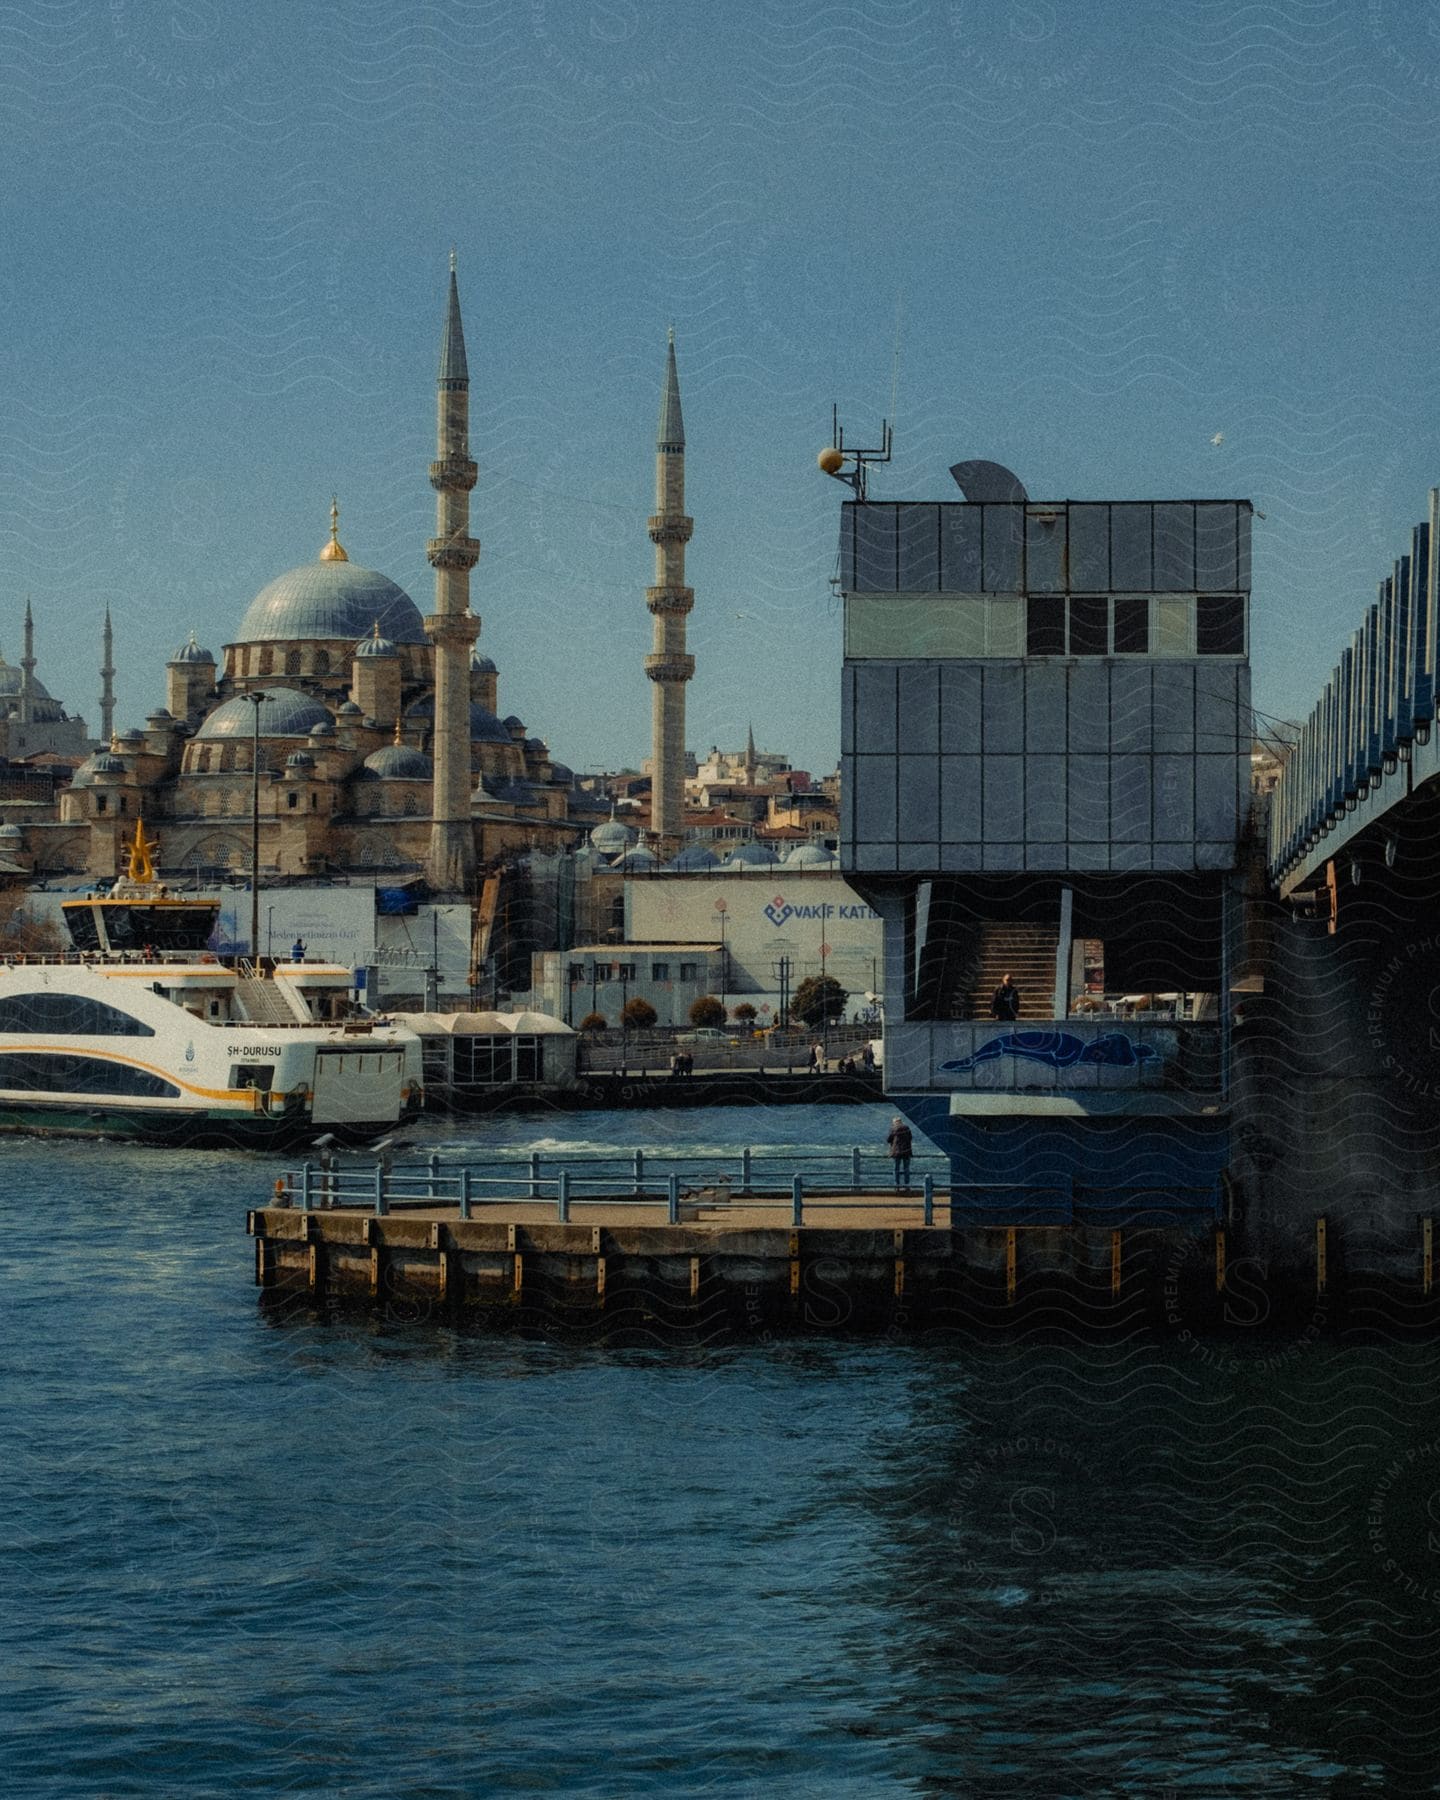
[{"xmin": 940, "ymin": 1031, "xmax": 1158, "ymax": 1075}]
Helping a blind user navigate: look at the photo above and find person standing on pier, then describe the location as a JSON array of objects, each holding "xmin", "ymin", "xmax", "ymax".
[
  {"xmin": 886, "ymin": 1117, "xmax": 913, "ymax": 1192},
  {"xmin": 990, "ymin": 974, "xmax": 1020, "ymax": 1021}
]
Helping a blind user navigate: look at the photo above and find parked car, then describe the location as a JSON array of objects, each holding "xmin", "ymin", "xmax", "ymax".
[{"xmin": 680, "ymin": 1026, "xmax": 736, "ymax": 1044}]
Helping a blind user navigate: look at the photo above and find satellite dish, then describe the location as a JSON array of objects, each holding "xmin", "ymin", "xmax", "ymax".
[{"xmin": 948, "ymin": 460, "xmax": 1029, "ymax": 503}]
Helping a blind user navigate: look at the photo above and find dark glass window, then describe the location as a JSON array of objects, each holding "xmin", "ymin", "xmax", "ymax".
[
  {"xmin": 651, "ymin": 961, "xmax": 670, "ymax": 982},
  {"xmin": 617, "ymin": 963, "xmax": 636, "ymax": 981},
  {"xmin": 514, "ymin": 1038, "xmax": 542, "ymax": 1081},
  {"xmin": 1113, "ymin": 596, "xmax": 1151, "ymax": 654},
  {"xmin": 1027, "ymin": 594, "xmax": 1065, "ymax": 656},
  {"xmin": 1068, "ymin": 596, "xmax": 1109, "ymax": 656},
  {"xmin": 0, "ymin": 993, "xmax": 155, "ymax": 1036},
  {"xmin": 1197, "ymin": 594, "xmax": 1245, "ymax": 654},
  {"xmin": 568, "ymin": 964, "xmax": 585, "ymax": 984},
  {"xmin": 0, "ymin": 1052, "xmax": 179, "ymax": 1097},
  {"xmin": 679, "ymin": 963, "xmax": 697, "ymax": 981},
  {"xmin": 453, "ymin": 1037, "xmax": 510, "ymax": 1084}
]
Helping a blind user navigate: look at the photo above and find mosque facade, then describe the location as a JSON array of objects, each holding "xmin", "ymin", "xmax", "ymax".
[{"xmin": 18, "ymin": 267, "xmax": 590, "ymax": 891}]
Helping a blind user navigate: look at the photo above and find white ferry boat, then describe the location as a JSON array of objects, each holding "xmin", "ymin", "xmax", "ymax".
[{"xmin": 0, "ymin": 824, "xmax": 422, "ymax": 1147}]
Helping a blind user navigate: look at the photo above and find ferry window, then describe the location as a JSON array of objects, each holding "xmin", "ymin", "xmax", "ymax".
[
  {"xmin": 229, "ymin": 1063, "xmax": 274, "ymax": 1091},
  {"xmin": 1113, "ymin": 596, "xmax": 1151, "ymax": 654},
  {"xmin": 1026, "ymin": 595, "xmax": 1065, "ymax": 656},
  {"xmin": 0, "ymin": 993, "xmax": 155, "ymax": 1036},
  {"xmin": 651, "ymin": 961, "xmax": 670, "ymax": 981},
  {"xmin": 514, "ymin": 1037, "xmax": 541, "ymax": 1081},
  {"xmin": 0, "ymin": 1052, "xmax": 177, "ymax": 1097},
  {"xmin": 1067, "ymin": 596, "xmax": 1109, "ymax": 656},
  {"xmin": 1197, "ymin": 593, "xmax": 1245, "ymax": 654}
]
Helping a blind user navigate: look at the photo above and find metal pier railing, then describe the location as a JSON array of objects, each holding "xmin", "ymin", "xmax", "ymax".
[{"xmin": 275, "ymin": 1147, "xmax": 950, "ymax": 1228}]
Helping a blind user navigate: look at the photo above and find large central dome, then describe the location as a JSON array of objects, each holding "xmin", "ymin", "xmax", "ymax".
[{"xmin": 233, "ymin": 556, "xmax": 428, "ymax": 646}]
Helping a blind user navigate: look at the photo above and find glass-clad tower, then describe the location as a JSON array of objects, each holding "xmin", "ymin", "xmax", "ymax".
[{"xmin": 838, "ymin": 491, "xmax": 1253, "ymax": 1223}]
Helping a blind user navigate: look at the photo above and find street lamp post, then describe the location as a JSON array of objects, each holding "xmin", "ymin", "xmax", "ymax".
[
  {"xmin": 714, "ymin": 898, "xmax": 728, "ymax": 1013},
  {"xmin": 246, "ymin": 691, "xmax": 270, "ymax": 964}
]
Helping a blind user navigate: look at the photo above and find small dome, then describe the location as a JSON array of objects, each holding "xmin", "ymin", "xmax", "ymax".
[
  {"xmin": 145, "ymin": 708, "xmax": 174, "ymax": 725},
  {"xmin": 405, "ymin": 696, "xmax": 512, "ymax": 744},
  {"xmin": 337, "ymin": 701, "xmax": 362, "ymax": 718},
  {"xmin": 68, "ymin": 755, "xmax": 100, "ymax": 788},
  {"xmin": 364, "ymin": 742, "xmax": 434, "ymax": 781},
  {"xmin": 309, "ymin": 721, "xmax": 335, "ymax": 740},
  {"xmin": 92, "ymin": 753, "xmax": 127, "ymax": 775},
  {"xmin": 470, "ymin": 650, "xmax": 497, "ymax": 674},
  {"xmin": 285, "ymin": 750, "xmax": 315, "ymax": 770},
  {"xmin": 169, "ymin": 633, "xmax": 215, "ymax": 666},
  {"xmin": 590, "ymin": 817, "xmax": 637, "ymax": 853},
  {"xmin": 503, "ymin": 714, "xmax": 525, "ymax": 732},
  {"xmin": 550, "ymin": 762, "xmax": 574, "ymax": 784},
  {"xmin": 785, "ymin": 842, "xmax": 837, "ymax": 866},
  {"xmin": 0, "ymin": 822, "xmax": 23, "ymax": 841},
  {"xmin": 195, "ymin": 687, "xmax": 333, "ymax": 741},
  {"xmin": 119, "ymin": 729, "xmax": 144, "ymax": 745},
  {"xmin": 669, "ymin": 844, "xmax": 719, "ymax": 871},
  {"xmin": 613, "ymin": 845, "xmax": 659, "ymax": 870},
  {"xmin": 355, "ymin": 622, "xmax": 398, "ymax": 660},
  {"xmin": 524, "ymin": 736, "xmax": 548, "ymax": 756},
  {"xmin": 724, "ymin": 841, "xmax": 780, "ymax": 868}
]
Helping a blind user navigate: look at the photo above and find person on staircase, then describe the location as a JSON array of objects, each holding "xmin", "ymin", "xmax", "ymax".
[{"xmin": 990, "ymin": 973, "xmax": 1021, "ymax": 1022}]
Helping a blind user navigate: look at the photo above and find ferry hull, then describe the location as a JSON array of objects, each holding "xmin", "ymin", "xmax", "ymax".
[{"xmin": 0, "ymin": 1095, "xmax": 423, "ymax": 1150}]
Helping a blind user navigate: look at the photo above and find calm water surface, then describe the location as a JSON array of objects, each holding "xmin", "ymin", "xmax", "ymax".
[{"xmin": 5, "ymin": 1105, "xmax": 1439, "ymax": 1797}]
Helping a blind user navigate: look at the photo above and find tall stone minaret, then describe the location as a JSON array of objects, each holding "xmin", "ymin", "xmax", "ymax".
[
  {"xmin": 19, "ymin": 598, "xmax": 35, "ymax": 726},
  {"xmin": 99, "ymin": 605, "xmax": 115, "ymax": 746},
  {"xmin": 645, "ymin": 328, "xmax": 694, "ymax": 846},
  {"xmin": 424, "ymin": 253, "xmax": 481, "ymax": 893}
]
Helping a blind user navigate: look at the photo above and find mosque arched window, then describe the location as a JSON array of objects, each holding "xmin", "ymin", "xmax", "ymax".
[
  {"xmin": 259, "ymin": 648, "xmax": 273, "ymax": 676},
  {"xmin": 315, "ymin": 650, "xmax": 330, "ymax": 675},
  {"xmin": 285, "ymin": 650, "xmax": 301, "ymax": 677}
]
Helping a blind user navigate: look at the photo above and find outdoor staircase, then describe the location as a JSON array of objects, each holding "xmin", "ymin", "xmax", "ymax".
[
  {"xmin": 957, "ymin": 923, "xmax": 1059, "ymax": 1022},
  {"xmin": 234, "ymin": 976, "xmax": 306, "ymax": 1026}
]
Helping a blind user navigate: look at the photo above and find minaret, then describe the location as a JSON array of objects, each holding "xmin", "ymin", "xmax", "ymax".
[
  {"xmin": 100, "ymin": 606, "xmax": 115, "ymax": 746},
  {"xmin": 19, "ymin": 599, "xmax": 35, "ymax": 726},
  {"xmin": 424, "ymin": 252, "xmax": 481, "ymax": 892},
  {"xmin": 645, "ymin": 328, "xmax": 695, "ymax": 846},
  {"xmin": 744, "ymin": 722, "xmax": 757, "ymax": 785}
]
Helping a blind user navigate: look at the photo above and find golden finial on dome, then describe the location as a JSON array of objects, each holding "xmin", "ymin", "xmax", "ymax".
[
  {"xmin": 320, "ymin": 494, "xmax": 349, "ymax": 563},
  {"xmin": 125, "ymin": 816, "xmax": 159, "ymax": 886},
  {"xmin": 394, "ymin": 715, "xmax": 404, "ymax": 746}
]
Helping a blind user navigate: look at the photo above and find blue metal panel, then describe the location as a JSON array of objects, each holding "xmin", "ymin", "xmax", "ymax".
[
  {"xmin": 1381, "ymin": 572, "xmax": 1398, "ymax": 756},
  {"xmin": 982, "ymin": 504, "xmax": 1024, "ymax": 592},
  {"xmin": 897, "ymin": 755, "xmax": 940, "ymax": 843},
  {"xmin": 853, "ymin": 504, "xmax": 898, "ymax": 591},
  {"xmin": 1195, "ymin": 503, "xmax": 1238, "ymax": 591},
  {"xmin": 939, "ymin": 507, "xmax": 983, "ymax": 591},
  {"xmin": 1236, "ymin": 507, "xmax": 1253, "ymax": 592},
  {"xmin": 940, "ymin": 664, "xmax": 982, "ymax": 753},
  {"xmin": 1152, "ymin": 503, "xmax": 1195, "ymax": 591},
  {"xmin": 1068, "ymin": 755, "xmax": 1109, "ymax": 841},
  {"xmin": 1024, "ymin": 664, "xmax": 1066, "ymax": 753},
  {"xmin": 940, "ymin": 758, "xmax": 982, "ymax": 842},
  {"xmin": 1151, "ymin": 664, "xmax": 1195, "ymax": 754},
  {"xmin": 855, "ymin": 663, "xmax": 898, "ymax": 753},
  {"xmin": 982, "ymin": 757, "xmax": 1024, "ymax": 843},
  {"xmin": 897, "ymin": 663, "xmax": 940, "ymax": 753},
  {"xmin": 839, "ymin": 504, "xmax": 856, "ymax": 592},
  {"xmin": 1025, "ymin": 755, "xmax": 1067, "ymax": 841},
  {"xmin": 1110, "ymin": 754, "xmax": 1150, "ymax": 842},
  {"xmin": 1109, "ymin": 504, "xmax": 1152, "ymax": 591},
  {"xmin": 1109, "ymin": 663, "xmax": 1152, "ymax": 754},
  {"xmin": 896, "ymin": 504, "xmax": 940, "ymax": 592},
  {"xmin": 1067, "ymin": 504, "xmax": 1109, "ymax": 590},
  {"xmin": 853, "ymin": 755, "xmax": 897, "ymax": 842},
  {"xmin": 982, "ymin": 664, "xmax": 1024, "ymax": 754},
  {"xmin": 1067, "ymin": 663, "xmax": 1109, "ymax": 754},
  {"xmin": 1365, "ymin": 603, "xmax": 1382, "ymax": 775},
  {"xmin": 841, "ymin": 664, "xmax": 856, "ymax": 758},
  {"xmin": 1025, "ymin": 508, "xmax": 1066, "ymax": 591}
]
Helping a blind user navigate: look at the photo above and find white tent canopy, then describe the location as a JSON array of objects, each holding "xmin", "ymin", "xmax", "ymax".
[{"xmin": 397, "ymin": 1010, "xmax": 576, "ymax": 1038}]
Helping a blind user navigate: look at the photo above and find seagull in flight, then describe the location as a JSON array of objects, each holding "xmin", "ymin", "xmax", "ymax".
[{"xmin": 1211, "ymin": 432, "xmax": 1225, "ymax": 447}]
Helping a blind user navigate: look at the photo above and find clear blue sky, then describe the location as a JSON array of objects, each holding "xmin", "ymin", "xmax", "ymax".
[{"xmin": 3, "ymin": 0, "xmax": 1437, "ymax": 770}]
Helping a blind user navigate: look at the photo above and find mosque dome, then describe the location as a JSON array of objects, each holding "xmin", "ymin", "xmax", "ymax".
[
  {"xmin": 669, "ymin": 844, "xmax": 719, "ymax": 871},
  {"xmin": 309, "ymin": 720, "xmax": 336, "ymax": 740},
  {"xmin": 285, "ymin": 750, "xmax": 315, "ymax": 772},
  {"xmin": 337, "ymin": 701, "xmax": 363, "ymax": 718},
  {"xmin": 613, "ymin": 845, "xmax": 659, "ymax": 870},
  {"xmin": 0, "ymin": 822, "xmax": 23, "ymax": 842},
  {"xmin": 590, "ymin": 817, "xmax": 637, "ymax": 854},
  {"xmin": 234, "ymin": 557, "xmax": 426, "ymax": 647},
  {"xmin": 470, "ymin": 650, "xmax": 497, "ymax": 674},
  {"xmin": 503, "ymin": 714, "xmax": 525, "ymax": 733},
  {"xmin": 68, "ymin": 755, "xmax": 101, "ymax": 789},
  {"xmin": 0, "ymin": 656, "xmax": 66, "ymax": 723},
  {"xmin": 195, "ymin": 687, "xmax": 334, "ymax": 740},
  {"xmin": 169, "ymin": 633, "xmax": 215, "ymax": 665},
  {"xmin": 364, "ymin": 743, "xmax": 434, "ymax": 781},
  {"xmin": 405, "ymin": 695, "xmax": 512, "ymax": 744},
  {"xmin": 119, "ymin": 730, "xmax": 144, "ymax": 746},
  {"xmin": 355, "ymin": 623, "xmax": 398, "ymax": 660},
  {"xmin": 785, "ymin": 843, "xmax": 837, "ymax": 866},
  {"xmin": 723, "ymin": 841, "xmax": 780, "ymax": 868},
  {"xmin": 92, "ymin": 754, "xmax": 127, "ymax": 775}
]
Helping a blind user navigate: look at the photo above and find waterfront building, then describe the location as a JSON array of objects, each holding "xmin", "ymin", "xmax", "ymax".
[{"xmin": 836, "ymin": 483, "xmax": 1253, "ymax": 1219}]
